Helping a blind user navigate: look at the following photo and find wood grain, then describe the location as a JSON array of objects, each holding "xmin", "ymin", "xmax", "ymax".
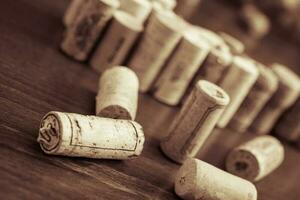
[{"xmin": 0, "ymin": 0, "xmax": 299, "ymax": 199}]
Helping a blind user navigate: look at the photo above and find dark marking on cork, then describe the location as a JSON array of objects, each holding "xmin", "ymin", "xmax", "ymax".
[
  {"xmin": 179, "ymin": 176, "xmax": 186, "ymax": 185},
  {"xmin": 89, "ymin": 121, "xmax": 93, "ymax": 129},
  {"xmin": 75, "ymin": 13, "xmax": 102, "ymax": 50},
  {"xmin": 180, "ymin": 105, "xmax": 220, "ymax": 155},
  {"xmin": 235, "ymin": 161, "xmax": 249, "ymax": 172},
  {"xmin": 170, "ymin": 63, "xmax": 184, "ymax": 82},
  {"xmin": 107, "ymin": 37, "xmax": 125, "ymax": 63}
]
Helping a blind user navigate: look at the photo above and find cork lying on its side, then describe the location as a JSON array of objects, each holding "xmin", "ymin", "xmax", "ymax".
[
  {"xmin": 175, "ymin": 158, "xmax": 257, "ymax": 200},
  {"xmin": 226, "ymin": 135, "xmax": 284, "ymax": 182},
  {"xmin": 96, "ymin": 66, "xmax": 139, "ymax": 120},
  {"xmin": 161, "ymin": 80, "xmax": 230, "ymax": 163},
  {"xmin": 129, "ymin": 10, "xmax": 186, "ymax": 92},
  {"xmin": 90, "ymin": 11, "xmax": 143, "ymax": 73},
  {"xmin": 37, "ymin": 111, "xmax": 145, "ymax": 159},
  {"xmin": 250, "ymin": 63, "xmax": 300, "ymax": 135},
  {"xmin": 61, "ymin": 0, "xmax": 119, "ymax": 61}
]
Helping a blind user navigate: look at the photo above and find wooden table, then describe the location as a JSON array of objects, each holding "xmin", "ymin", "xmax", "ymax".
[{"xmin": 0, "ymin": 0, "xmax": 299, "ymax": 199}]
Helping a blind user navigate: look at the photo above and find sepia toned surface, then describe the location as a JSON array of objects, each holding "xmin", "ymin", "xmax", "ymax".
[{"xmin": 0, "ymin": 0, "xmax": 300, "ymax": 200}]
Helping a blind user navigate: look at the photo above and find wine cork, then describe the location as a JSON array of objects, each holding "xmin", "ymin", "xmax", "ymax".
[
  {"xmin": 37, "ymin": 111, "xmax": 145, "ymax": 159},
  {"xmin": 96, "ymin": 66, "xmax": 139, "ymax": 120},
  {"xmin": 193, "ymin": 27, "xmax": 230, "ymax": 53},
  {"xmin": 226, "ymin": 136, "xmax": 284, "ymax": 182},
  {"xmin": 153, "ymin": 30, "xmax": 211, "ymax": 106},
  {"xmin": 228, "ymin": 63, "xmax": 278, "ymax": 132},
  {"xmin": 129, "ymin": 11, "xmax": 186, "ymax": 92},
  {"xmin": 217, "ymin": 56, "xmax": 259, "ymax": 128},
  {"xmin": 160, "ymin": 80, "xmax": 230, "ymax": 163},
  {"xmin": 275, "ymin": 98, "xmax": 300, "ymax": 142},
  {"xmin": 181, "ymin": 26, "xmax": 232, "ymax": 104},
  {"xmin": 61, "ymin": 0, "xmax": 119, "ymax": 61},
  {"xmin": 150, "ymin": 0, "xmax": 177, "ymax": 10},
  {"xmin": 175, "ymin": 158, "xmax": 257, "ymax": 200},
  {"xmin": 250, "ymin": 63, "xmax": 300, "ymax": 135},
  {"xmin": 219, "ymin": 32, "xmax": 245, "ymax": 55},
  {"xmin": 63, "ymin": 0, "xmax": 85, "ymax": 27},
  {"xmin": 119, "ymin": 0, "xmax": 152, "ymax": 23},
  {"xmin": 239, "ymin": 3, "xmax": 270, "ymax": 39},
  {"xmin": 190, "ymin": 27, "xmax": 232, "ymax": 85},
  {"xmin": 90, "ymin": 11, "xmax": 143, "ymax": 73}
]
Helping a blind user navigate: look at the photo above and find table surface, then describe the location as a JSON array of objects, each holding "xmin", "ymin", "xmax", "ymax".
[{"xmin": 1, "ymin": 0, "xmax": 300, "ymax": 199}]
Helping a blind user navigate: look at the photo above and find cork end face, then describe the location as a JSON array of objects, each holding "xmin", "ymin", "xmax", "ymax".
[
  {"xmin": 126, "ymin": 0, "xmax": 151, "ymax": 8},
  {"xmin": 154, "ymin": 10, "xmax": 187, "ymax": 34},
  {"xmin": 226, "ymin": 149, "xmax": 259, "ymax": 182},
  {"xmin": 196, "ymin": 80, "xmax": 230, "ymax": 106},
  {"xmin": 37, "ymin": 112, "xmax": 62, "ymax": 154},
  {"xmin": 101, "ymin": 0, "xmax": 120, "ymax": 9},
  {"xmin": 232, "ymin": 56, "xmax": 259, "ymax": 77},
  {"xmin": 183, "ymin": 27, "xmax": 211, "ymax": 50},
  {"xmin": 271, "ymin": 63, "xmax": 300, "ymax": 92},
  {"xmin": 193, "ymin": 27, "xmax": 231, "ymax": 58},
  {"xmin": 151, "ymin": 0, "xmax": 176, "ymax": 10},
  {"xmin": 113, "ymin": 11, "xmax": 143, "ymax": 31},
  {"xmin": 98, "ymin": 105, "xmax": 133, "ymax": 120},
  {"xmin": 175, "ymin": 158, "xmax": 198, "ymax": 199},
  {"xmin": 129, "ymin": 121, "xmax": 145, "ymax": 157}
]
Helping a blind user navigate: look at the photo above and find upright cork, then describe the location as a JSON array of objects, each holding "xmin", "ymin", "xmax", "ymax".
[
  {"xmin": 150, "ymin": 0, "xmax": 177, "ymax": 10},
  {"xmin": 239, "ymin": 3, "xmax": 270, "ymax": 39},
  {"xmin": 217, "ymin": 56, "xmax": 259, "ymax": 128},
  {"xmin": 37, "ymin": 112, "xmax": 145, "ymax": 159},
  {"xmin": 228, "ymin": 62, "xmax": 278, "ymax": 132},
  {"xmin": 160, "ymin": 80, "xmax": 230, "ymax": 163},
  {"xmin": 275, "ymin": 98, "xmax": 300, "ymax": 142},
  {"xmin": 96, "ymin": 66, "xmax": 139, "ymax": 120},
  {"xmin": 153, "ymin": 29, "xmax": 211, "ymax": 106},
  {"xmin": 175, "ymin": 0, "xmax": 202, "ymax": 19},
  {"xmin": 219, "ymin": 32, "xmax": 245, "ymax": 55},
  {"xmin": 250, "ymin": 63, "xmax": 300, "ymax": 135},
  {"xmin": 181, "ymin": 26, "xmax": 232, "ymax": 104},
  {"xmin": 226, "ymin": 136, "xmax": 284, "ymax": 182},
  {"xmin": 192, "ymin": 27, "xmax": 233, "ymax": 85},
  {"xmin": 119, "ymin": 0, "xmax": 152, "ymax": 23},
  {"xmin": 128, "ymin": 10, "xmax": 186, "ymax": 92},
  {"xmin": 63, "ymin": 0, "xmax": 85, "ymax": 27},
  {"xmin": 175, "ymin": 158, "xmax": 257, "ymax": 200},
  {"xmin": 90, "ymin": 11, "xmax": 143, "ymax": 73},
  {"xmin": 61, "ymin": 0, "xmax": 119, "ymax": 61}
]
